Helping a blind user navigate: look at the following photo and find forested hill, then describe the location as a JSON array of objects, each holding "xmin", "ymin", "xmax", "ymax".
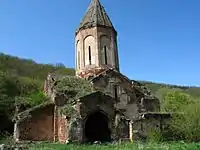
[
  {"xmin": 140, "ymin": 81, "xmax": 200, "ymax": 98},
  {"xmin": 0, "ymin": 52, "xmax": 200, "ymax": 98},
  {"xmin": 0, "ymin": 53, "xmax": 75, "ymax": 81}
]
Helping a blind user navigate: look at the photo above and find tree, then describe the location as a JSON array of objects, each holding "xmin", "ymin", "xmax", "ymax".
[
  {"xmin": 161, "ymin": 89, "xmax": 195, "ymax": 112},
  {"xmin": 158, "ymin": 89, "xmax": 200, "ymax": 141},
  {"xmin": 169, "ymin": 102, "xmax": 200, "ymax": 141}
]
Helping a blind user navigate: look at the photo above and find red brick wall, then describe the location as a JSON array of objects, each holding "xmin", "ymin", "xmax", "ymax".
[
  {"xmin": 18, "ymin": 104, "xmax": 54, "ymax": 141},
  {"xmin": 58, "ymin": 115, "xmax": 68, "ymax": 143}
]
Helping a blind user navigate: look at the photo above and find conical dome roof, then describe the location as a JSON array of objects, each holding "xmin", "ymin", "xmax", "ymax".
[{"xmin": 76, "ymin": 0, "xmax": 116, "ymax": 33}]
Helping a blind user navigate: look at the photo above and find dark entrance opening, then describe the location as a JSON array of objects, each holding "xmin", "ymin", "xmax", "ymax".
[{"xmin": 84, "ymin": 111, "xmax": 111, "ymax": 143}]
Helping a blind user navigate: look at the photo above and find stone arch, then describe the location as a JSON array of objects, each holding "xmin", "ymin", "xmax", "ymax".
[
  {"xmin": 84, "ymin": 35, "xmax": 96, "ymax": 66},
  {"xmin": 84, "ymin": 110, "xmax": 111, "ymax": 143},
  {"xmin": 99, "ymin": 35, "xmax": 111, "ymax": 65}
]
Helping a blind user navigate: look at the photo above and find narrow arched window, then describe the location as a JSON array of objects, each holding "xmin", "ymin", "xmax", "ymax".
[
  {"xmin": 114, "ymin": 85, "xmax": 118, "ymax": 99},
  {"xmin": 88, "ymin": 46, "xmax": 91, "ymax": 65},
  {"xmin": 78, "ymin": 51, "xmax": 80, "ymax": 69},
  {"xmin": 104, "ymin": 45, "xmax": 107, "ymax": 65}
]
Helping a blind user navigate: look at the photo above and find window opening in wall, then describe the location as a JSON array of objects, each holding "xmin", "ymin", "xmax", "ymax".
[
  {"xmin": 89, "ymin": 46, "xmax": 91, "ymax": 65},
  {"xmin": 114, "ymin": 85, "xmax": 118, "ymax": 100},
  {"xmin": 104, "ymin": 45, "xmax": 107, "ymax": 65},
  {"xmin": 78, "ymin": 51, "xmax": 80, "ymax": 69}
]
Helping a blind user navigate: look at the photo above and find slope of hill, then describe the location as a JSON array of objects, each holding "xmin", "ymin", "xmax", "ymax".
[
  {"xmin": 141, "ymin": 81, "xmax": 200, "ymax": 98},
  {"xmin": 0, "ymin": 52, "xmax": 199, "ymax": 97},
  {"xmin": 0, "ymin": 53, "xmax": 75, "ymax": 81}
]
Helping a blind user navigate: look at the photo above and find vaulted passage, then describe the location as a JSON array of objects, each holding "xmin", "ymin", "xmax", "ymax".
[{"xmin": 84, "ymin": 111, "xmax": 111, "ymax": 143}]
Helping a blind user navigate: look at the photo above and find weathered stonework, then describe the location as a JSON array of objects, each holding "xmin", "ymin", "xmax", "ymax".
[
  {"xmin": 14, "ymin": 103, "xmax": 54, "ymax": 142},
  {"xmin": 130, "ymin": 113, "xmax": 171, "ymax": 141},
  {"xmin": 57, "ymin": 114, "xmax": 68, "ymax": 143}
]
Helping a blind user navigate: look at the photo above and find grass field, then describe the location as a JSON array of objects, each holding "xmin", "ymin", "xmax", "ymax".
[{"xmin": 28, "ymin": 142, "xmax": 200, "ymax": 150}]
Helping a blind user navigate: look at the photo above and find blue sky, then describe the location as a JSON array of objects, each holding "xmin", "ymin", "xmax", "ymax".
[{"xmin": 0, "ymin": 0, "xmax": 199, "ymax": 86}]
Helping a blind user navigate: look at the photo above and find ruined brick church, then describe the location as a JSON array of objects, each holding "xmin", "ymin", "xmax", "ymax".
[{"xmin": 14, "ymin": 0, "xmax": 169, "ymax": 144}]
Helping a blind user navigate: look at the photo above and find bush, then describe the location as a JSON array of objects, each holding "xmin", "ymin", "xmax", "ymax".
[
  {"xmin": 169, "ymin": 102, "xmax": 200, "ymax": 142},
  {"xmin": 54, "ymin": 76, "xmax": 94, "ymax": 102},
  {"xmin": 147, "ymin": 128, "xmax": 163, "ymax": 143},
  {"xmin": 161, "ymin": 89, "xmax": 195, "ymax": 112},
  {"xmin": 159, "ymin": 90, "xmax": 200, "ymax": 142},
  {"xmin": 15, "ymin": 92, "xmax": 49, "ymax": 107}
]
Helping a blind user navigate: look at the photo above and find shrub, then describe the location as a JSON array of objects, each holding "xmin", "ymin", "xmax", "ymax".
[
  {"xmin": 169, "ymin": 102, "xmax": 200, "ymax": 142},
  {"xmin": 158, "ymin": 90, "xmax": 200, "ymax": 142},
  {"xmin": 147, "ymin": 128, "xmax": 163, "ymax": 143},
  {"xmin": 161, "ymin": 89, "xmax": 195, "ymax": 112}
]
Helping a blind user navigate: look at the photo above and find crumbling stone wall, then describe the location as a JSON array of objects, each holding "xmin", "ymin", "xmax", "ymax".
[
  {"xmin": 141, "ymin": 97, "xmax": 160, "ymax": 112},
  {"xmin": 16, "ymin": 104, "xmax": 54, "ymax": 141},
  {"xmin": 68, "ymin": 118, "xmax": 83, "ymax": 143},
  {"xmin": 41, "ymin": 70, "xmax": 161, "ymax": 144},
  {"xmin": 92, "ymin": 75, "xmax": 139, "ymax": 119},
  {"xmin": 78, "ymin": 92, "xmax": 115, "ymax": 143},
  {"xmin": 92, "ymin": 71, "xmax": 161, "ymax": 122},
  {"xmin": 57, "ymin": 92, "xmax": 116, "ymax": 143},
  {"xmin": 79, "ymin": 93, "xmax": 115, "ymax": 119},
  {"xmin": 130, "ymin": 113, "xmax": 171, "ymax": 141},
  {"xmin": 113, "ymin": 113, "xmax": 129, "ymax": 141},
  {"xmin": 57, "ymin": 115, "xmax": 69, "ymax": 143}
]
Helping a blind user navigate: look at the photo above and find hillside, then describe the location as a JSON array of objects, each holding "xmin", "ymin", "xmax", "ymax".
[
  {"xmin": 141, "ymin": 81, "xmax": 200, "ymax": 98},
  {"xmin": 0, "ymin": 52, "xmax": 199, "ymax": 97},
  {"xmin": 0, "ymin": 53, "xmax": 200, "ymax": 136},
  {"xmin": 0, "ymin": 53, "xmax": 75, "ymax": 81}
]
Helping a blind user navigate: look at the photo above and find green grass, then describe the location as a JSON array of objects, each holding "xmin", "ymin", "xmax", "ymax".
[{"xmin": 28, "ymin": 142, "xmax": 200, "ymax": 150}]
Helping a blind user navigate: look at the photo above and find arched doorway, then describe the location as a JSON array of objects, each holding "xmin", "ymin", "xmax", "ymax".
[{"xmin": 84, "ymin": 111, "xmax": 111, "ymax": 143}]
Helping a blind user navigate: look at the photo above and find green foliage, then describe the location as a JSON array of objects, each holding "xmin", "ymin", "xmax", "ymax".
[
  {"xmin": 60, "ymin": 105, "xmax": 77, "ymax": 118},
  {"xmin": 0, "ymin": 95, "xmax": 15, "ymax": 118},
  {"xmin": 159, "ymin": 89, "xmax": 200, "ymax": 142},
  {"xmin": 54, "ymin": 76, "xmax": 95, "ymax": 117},
  {"xmin": 169, "ymin": 102, "xmax": 200, "ymax": 142},
  {"xmin": 161, "ymin": 89, "xmax": 195, "ymax": 112},
  {"xmin": 54, "ymin": 76, "xmax": 94, "ymax": 102},
  {"xmin": 0, "ymin": 132, "xmax": 15, "ymax": 145},
  {"xmin": 0, "ymin": 71, "xmax": 49, "ymax": 114},
  {"xmin": 142, "ymin": 81, "xmax": 200, "ymax": 99},
  {"xmin": 15, "ymin": 92, "xmax": 49, "ymax": 107},
  {"xmin": 0, "ymin": 72, "xmax": 20, "ymax": 97},
  {"xmin": 155, "ymin": 87, "xmax": 172, "ymax": 100},
  {"xmin": 27, "ymin": 142, "xmax": 200, "ymax": 150},
  {"xmin": 147, "ymin": 129, "xmax": 163, "ymax": 143},
  {"xmin": 0, "ymin": 53, "xmax": 75, "ymax": 80},
  {"xmin": 16, "ymin": 76, "xmax": 42, "ymax": 96}
]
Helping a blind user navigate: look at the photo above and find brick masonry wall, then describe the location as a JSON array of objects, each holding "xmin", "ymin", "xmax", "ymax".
[
  {"xmin": 18, "ymin": 104, "xmax": 54, "ymax": 141},
  {"xmin": 58, "ymin": 115, "xmax": 68, "ymax": 143}
]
